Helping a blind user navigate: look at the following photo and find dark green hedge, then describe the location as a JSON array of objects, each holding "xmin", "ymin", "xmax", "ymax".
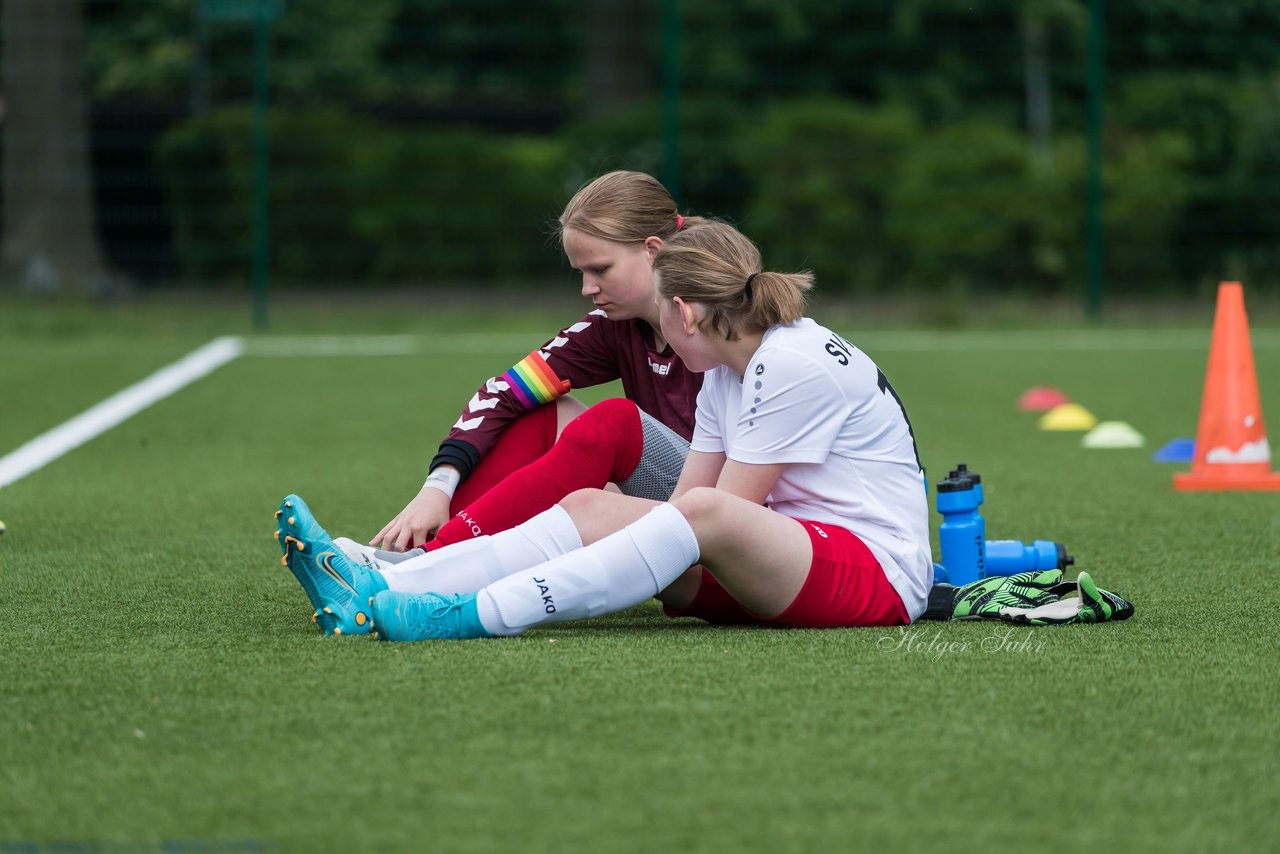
[
  {"xmin": 157, "ymin": 108, "xmax": 570, "ymax": 286},
  {"xmin": 156, "ymin": 92, "xmax": 1279, "ymax": 293}
]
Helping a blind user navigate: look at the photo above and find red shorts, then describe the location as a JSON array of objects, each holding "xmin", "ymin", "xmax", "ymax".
[{"xmin": 663, "ymin": 520, "xmax": 910, "ymax": 628}]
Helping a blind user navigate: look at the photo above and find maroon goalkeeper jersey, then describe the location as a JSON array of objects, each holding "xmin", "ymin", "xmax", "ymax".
[{"xmin": 431, "ymin": 310, "xmax": 702, "ymax": 480}]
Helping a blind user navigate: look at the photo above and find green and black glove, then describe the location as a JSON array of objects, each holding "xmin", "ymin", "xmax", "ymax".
[
  {"xmin": 922, "ymin": 569, "xmax": 1134, "ymax": 625},
  {"xmin": 995, "ymin": 570, "xmax": 1134, "ymax": 625}
]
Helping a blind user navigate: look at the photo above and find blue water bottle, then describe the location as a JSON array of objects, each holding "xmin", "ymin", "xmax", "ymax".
[
  {"xmin": 935, "ymin": 465, "xmax": 985, "ymax": 586},
  {"xmin": 985, "ymin": 539, "xmax": 1074, "ymax": 576},
  {"xmin": 955, "ymin": 463, "xmax": 984, "ymax": 507}
]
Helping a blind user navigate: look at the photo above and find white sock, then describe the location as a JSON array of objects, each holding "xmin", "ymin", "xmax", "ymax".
[
  {"xmin": 475, "ymin": 503, "xmax": 700, "ymax": 636},
  {"xmin": 379, "ymin": 505, "xmax": 583, "ymax": 595}
]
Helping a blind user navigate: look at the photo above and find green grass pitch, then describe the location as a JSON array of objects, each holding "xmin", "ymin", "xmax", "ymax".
[{"xmin": 1, "ymin": 299, "xmax": 1278, "ymax": 852}]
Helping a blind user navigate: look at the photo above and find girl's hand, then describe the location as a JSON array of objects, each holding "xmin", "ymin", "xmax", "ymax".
[{"xmin": 372, "ymin": 486, "xmax": 452, "ymax": 552}]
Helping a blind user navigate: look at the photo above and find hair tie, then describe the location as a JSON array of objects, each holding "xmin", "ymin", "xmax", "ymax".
[
  {"xmin": 744, "ymin": 272, "xmax": 759, "ymax": 297},
  {"xmin": 675, "ymin": 213, "xmax": 684, "ymax": 231}
]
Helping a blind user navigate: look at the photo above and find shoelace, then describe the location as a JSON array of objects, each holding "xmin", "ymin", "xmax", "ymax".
[
  {"xmin": 428, "ymin": 596, "xmax": 462, "ymax": 623},
  {"xmin": 396, "ymin": 595, "xmax": 460, "ymax": 635}
]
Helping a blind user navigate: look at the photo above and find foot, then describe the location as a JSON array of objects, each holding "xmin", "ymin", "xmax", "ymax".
[
  {"xmin": 371, "ymin": 590, "xmax": 493, "ymax": 642},
  {"xmin": 277, "ymin": 494, "xmax": 389, "ymax": 635},
  {"xmin": 333, "ymin": 537, "xmax": 427, "ymax": 571}
]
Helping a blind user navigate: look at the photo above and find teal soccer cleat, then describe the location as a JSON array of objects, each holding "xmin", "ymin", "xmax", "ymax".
[
  {"xmin": 371, "ymin": 590, "xmax": 493, "ymax": 642},
  {"xmin": 277, "ymin": 493, "xmax": 388, "ymax": 635},
  {"xmin": 276, "ymin": 498, "xmax": 321, "ymax": 621}
]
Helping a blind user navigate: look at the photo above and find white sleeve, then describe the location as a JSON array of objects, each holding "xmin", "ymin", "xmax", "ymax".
[
  {"xmin": 731, "ymin": 351, "xmax": 851, "ymax": 465},
  {"xmin": 690, "ymin": 368, "xmax": 726, "ymax": 454}
]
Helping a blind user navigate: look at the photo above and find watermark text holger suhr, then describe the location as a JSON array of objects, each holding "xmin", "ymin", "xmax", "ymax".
[{"xmin": 878, "ymin": 626, "xmax": 1048, "ymax": 661}]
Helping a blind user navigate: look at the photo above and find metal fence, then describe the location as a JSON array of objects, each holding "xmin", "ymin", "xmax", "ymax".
[{"xmin": 3, "ymin": 0, "xmax": 1279, "ymax": 312}]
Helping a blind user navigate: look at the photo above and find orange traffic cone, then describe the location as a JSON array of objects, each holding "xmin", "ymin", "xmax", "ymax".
[{"xmin": 1174, "ymin": 282, "xmax": 1280, "ymax": 491}]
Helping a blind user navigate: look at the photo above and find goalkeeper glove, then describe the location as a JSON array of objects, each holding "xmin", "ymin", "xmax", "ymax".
[
  {"xmin": 921, "ymin": 569, "xmax": 1133, "ymax": 625},
  {"xmin": 992, "ymin": 570, "xmax": 1134, "ymax": 625}
]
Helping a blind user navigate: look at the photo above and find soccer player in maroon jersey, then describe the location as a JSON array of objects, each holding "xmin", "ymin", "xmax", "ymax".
[{"xmin": 347, "ymin": 172, "xmax": 708, "ymax": 561}]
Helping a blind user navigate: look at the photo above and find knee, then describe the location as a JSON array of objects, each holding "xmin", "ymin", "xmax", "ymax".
[
  {"xmin": 560, "ymin": 487, "xmax": 610, "ymax": 515},
  {"xmin": 559, "ymin": 398, "xmax": 639, "ymax": 448},
  {"xmin": 671, "ymin": 486, "xmax": 728, "ymax": 527},
  {"xmin": 588, "ymin": 397, "xmax": 640, "ymax": 421}
]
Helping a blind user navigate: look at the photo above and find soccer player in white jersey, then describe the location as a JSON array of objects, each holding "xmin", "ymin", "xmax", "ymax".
[{"xmin": 277, "ymin": 219, "xmax": 933, "ymax": 637}]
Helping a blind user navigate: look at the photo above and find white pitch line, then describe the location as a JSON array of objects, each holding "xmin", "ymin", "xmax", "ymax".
[
  {"xmin": 247, "ymin": 335, "xmax": 420, "ymax": 357},
  {"xmin": 246, "ymin": 333, "xmax": 541, "ymax": 356},
  {"xmin": 246, "ymin": 328, "xmax": 1280, "ymax": 357},
  {"xmin": 850, "ymin": 329, "xmax": 1280, "ymax": 352},
  {"xmin": 0, "ymin": 336, "xmax": 245, "ymax": 490},
  {"xmin": 6, "ymin": 326, "xmax": 1272, "ymax": 491}
]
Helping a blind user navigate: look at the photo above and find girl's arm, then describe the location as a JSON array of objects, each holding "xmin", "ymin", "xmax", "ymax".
[
  {"xmin": 374, "ymin": 315, "xmax": 624, "ymax": 549},
  {"xmin": 669, "ymin": 449, "xmax": 724, "ymax": 500},
  {"xmin": 712, "ymin": 459, "xmax": 789, "ymax": 507},
  {"xmin": 671, "ymin": 452, "xmax": 787, "ymax": 509},
  {"xmin": 431, "ymin": 312, "xmax": 622, "ymax": 482}
]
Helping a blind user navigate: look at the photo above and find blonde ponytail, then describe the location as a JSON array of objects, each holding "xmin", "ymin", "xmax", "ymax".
[{"xmin": 654, "ymin": 220, "xmax": 812, "ymax": 340}]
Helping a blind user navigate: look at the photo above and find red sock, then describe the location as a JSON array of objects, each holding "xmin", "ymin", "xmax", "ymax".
[
  {"xmin": 431, "ymin": 398, "xmax": 645, "ymax": 548},
  {"xmin": 449, "ymin": 403, "xmax": 559, "ymax": 511}
]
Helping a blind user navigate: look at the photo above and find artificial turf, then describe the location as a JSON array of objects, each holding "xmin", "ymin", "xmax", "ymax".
[{"xmin": 2, "ymin": 297, "xmax": 1278, "ymax": 852}]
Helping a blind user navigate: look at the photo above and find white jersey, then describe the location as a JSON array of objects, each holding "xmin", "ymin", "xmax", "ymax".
[{"xmin": 690, "ymin": 318, "xmax": 933, "ymax": 619}]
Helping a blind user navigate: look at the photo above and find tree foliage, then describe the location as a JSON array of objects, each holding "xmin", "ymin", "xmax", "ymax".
[{"xmin": 53, "ymin": 0, "xmax": 1280, "ymax": 293}]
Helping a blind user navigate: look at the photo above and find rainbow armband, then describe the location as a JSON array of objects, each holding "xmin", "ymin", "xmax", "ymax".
[{"xmin": 502, "ymin": 350, "xmax": 571, "ymax": 410}]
